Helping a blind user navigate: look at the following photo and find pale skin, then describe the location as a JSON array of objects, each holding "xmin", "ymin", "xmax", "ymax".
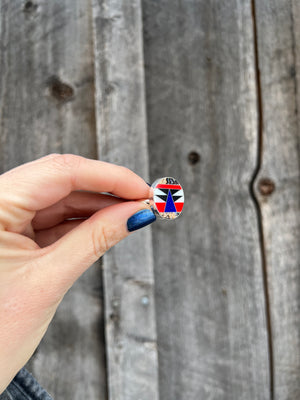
[{"xmin": 0, "ymin": 153, "xmax": 152, "ymax": 393}]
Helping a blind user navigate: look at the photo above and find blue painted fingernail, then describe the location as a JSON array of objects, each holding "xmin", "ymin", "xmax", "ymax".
[{"xmin": 127, "ymin": 209, "xmax": 156, "ymax": 232}]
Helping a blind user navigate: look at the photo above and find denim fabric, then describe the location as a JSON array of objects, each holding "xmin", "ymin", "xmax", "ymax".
[{"xmin": 0, "ymin": 368, "xmax": 53, "ymax": 400}]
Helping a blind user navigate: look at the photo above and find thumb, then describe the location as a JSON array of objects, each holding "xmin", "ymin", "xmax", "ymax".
[{"xmin": 39, "ymin": 201, "xmax": 156, "ymax": 294}]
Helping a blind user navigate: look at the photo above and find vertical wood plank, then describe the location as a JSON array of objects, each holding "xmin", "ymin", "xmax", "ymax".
[
  {"xmin": 92, "ymin": 1, "xmax": 159, "ymax": 399},
  {"xmin": 254, "ymin": 0, "xmax": 300, "ymax": 398},
  {"xmin": 0, "ymin": 1, "xmax": 107, "ymax": 399},
  {"xmin": 142, "ymin": 1, "xmax": 270, "ymax": 398}
]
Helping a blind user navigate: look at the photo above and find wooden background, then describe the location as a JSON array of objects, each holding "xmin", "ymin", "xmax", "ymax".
[{"xmin": 0, "ymin": 0, "xmax": 299, "ymax": 399}]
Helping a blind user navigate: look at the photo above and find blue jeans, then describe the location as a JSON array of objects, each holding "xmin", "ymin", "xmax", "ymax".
[{"xmin": 0, "ymin": 368, "xmax": 53, "ymax": 400}]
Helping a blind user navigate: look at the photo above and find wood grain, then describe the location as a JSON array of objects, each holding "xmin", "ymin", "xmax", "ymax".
[
  {"xmin": 92, "ymin": 0, "xmax": 159, "ymax": 399},
  {"xmin": 0, "ymin": 1, "xmax": 107, "ymax": 398},
  {"xmin": 1, "ymin": 0, "xmax": 300, "ymax": 398},
  {"xmin": 254, "ymin": 0, "xmax": 300, "ymax": 398},
  {"xmin": 142, "ymin": 0, "xmax": 270, "ymax": 398}
]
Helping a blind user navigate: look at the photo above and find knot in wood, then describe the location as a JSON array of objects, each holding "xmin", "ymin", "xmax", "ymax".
[
  {"xmin": 188, "ymin": 151, "xmax": 200, "ymax": 165},
  {"xmin": 47, "ymin": 76, "xmax": 74, "ymax": 102},
  {"xmin": 258, "ymin": 177, "xmax": 275, "ymax": 196},
  {"xmin": 23, "ymin": 1, "xmax": 38, "ymax": 12}
]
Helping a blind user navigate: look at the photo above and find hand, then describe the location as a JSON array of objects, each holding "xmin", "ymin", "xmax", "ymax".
[{"xmin": 0, "ymin": 154, "xmax": 154, "ymax": 393}]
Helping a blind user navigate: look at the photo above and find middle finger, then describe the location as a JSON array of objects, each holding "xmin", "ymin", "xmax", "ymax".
[{"xmin": 32, "ymin": 191, "xmax": 125, "ymax": 230}]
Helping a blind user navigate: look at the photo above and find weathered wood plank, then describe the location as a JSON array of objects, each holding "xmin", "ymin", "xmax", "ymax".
[
  {"xmin": 92, "ymin": 1, "xmax": 159, "ymax": 399},
  {"xmin": 0, "ymin": 1, "xmax": 107, "ymax": 399},
  {"xmin": 254, "ymin": 0, "xmax": 300, "ymax": 398},
  {"xmin": 142, "ymin": 1, "xmax": 270, "ymax": 398}
]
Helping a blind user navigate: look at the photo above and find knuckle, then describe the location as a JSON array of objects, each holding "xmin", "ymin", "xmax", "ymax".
[
  {"xmin": 119, "ymin": 165, "xmax": 132, "ymax": 175},
  {"xmin": 91, "ymin": 225, "xmax": 111, "ymax": 258},
  {"xmin": 42, "ymin": 153, "xmax": 60, "ymax": 161},
  {"xmin": 31, "ymin": 154, "xmax": 60, "ymax": 164},
  {"xmin": 51, "ymin": 154, "xmax": 84, "ymax": 170},
  {"xmin": 50, "ymin": 155, "xmax": 85, "ymax": 188}
]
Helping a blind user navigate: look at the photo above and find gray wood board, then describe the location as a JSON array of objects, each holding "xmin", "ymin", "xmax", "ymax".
[
  {"xmin": 142, "ymin": 0, "xmax": 270, "ymax": 398},
  {"xmin": 92, "ymin": 0, "xmax": 159, "ymax": 399},
  {"xmin": 0, "ymin": 1, "xmax": 107, "ymax": 398},
  {"xmin": 254, "ymin": 0, "xmax": 300, "ymax": 398}
]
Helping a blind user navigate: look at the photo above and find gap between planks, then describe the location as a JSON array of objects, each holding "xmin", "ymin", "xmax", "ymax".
[{"xmin": 249, "ymin": 0, "xmax": 274, "ymax": 398}]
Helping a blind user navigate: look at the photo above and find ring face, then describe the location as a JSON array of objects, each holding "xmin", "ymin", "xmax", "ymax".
[{"xmin": 151, "ymin": 177, "xmax": 184, "ymax": 219}]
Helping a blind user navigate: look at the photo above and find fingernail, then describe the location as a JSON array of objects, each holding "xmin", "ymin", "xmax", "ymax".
[{"xmin": 127, "ymin": 209, "xmax": 156, "ymax": 232}]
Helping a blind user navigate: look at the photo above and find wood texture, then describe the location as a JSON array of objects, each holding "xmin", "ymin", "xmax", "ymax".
[
  {"xmin": 254, "ymin": 0, "xmax": 300, "ymax": 398},
  {"xmin": 1, "ymin": 0, "xmax": 300, "ymax": 398},
  {"xmin": 0, "ymin": 1, "xmax": 107, "ymax": 399},
  {"xmin": 142, "ymin": 1, "xmax": 270, "ymax": 399},
  {"xmin": 92, "ymin": 0, "xmax": 159, "ymax": 399}
]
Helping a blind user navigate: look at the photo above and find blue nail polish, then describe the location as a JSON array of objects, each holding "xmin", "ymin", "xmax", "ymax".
[{"xmin": 127, "ymin": 209, "xmax": 156, "ymax": 232}]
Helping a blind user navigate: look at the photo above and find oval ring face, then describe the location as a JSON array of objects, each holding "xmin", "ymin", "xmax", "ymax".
[{"xmin": 151, "ymin": 177, "xmax": 184, "ymax": 219}]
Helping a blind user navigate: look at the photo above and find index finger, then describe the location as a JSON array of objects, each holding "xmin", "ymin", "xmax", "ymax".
[{"xmin": 0, "ymin": 154, "xmax": 151, "ymax": 212}]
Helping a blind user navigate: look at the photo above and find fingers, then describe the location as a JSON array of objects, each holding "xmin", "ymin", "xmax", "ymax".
[
  {"xmin": 32, "ymin": 191, "xmax": 124, "ymax": 230},
  {"xmin": 38, "ymin": 201, "xmax": 155, "ymax": 294},
  {"xmin": 35, "ymin": 220, "xmax": 83, "ymax": 247},
  {"xmin": 0, "ymin": 154, "xmax": 150, "ymax": 232}
]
